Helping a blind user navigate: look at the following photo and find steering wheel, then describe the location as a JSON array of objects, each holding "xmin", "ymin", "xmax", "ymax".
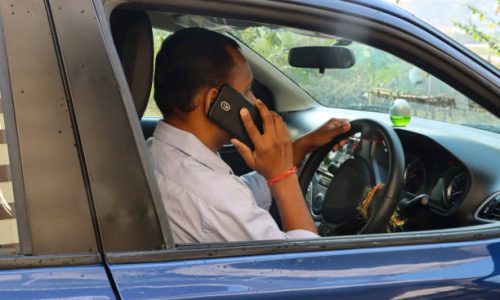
[{"xmin": 299, "ymin": 119, "xmax": 405, "ymax": 235}]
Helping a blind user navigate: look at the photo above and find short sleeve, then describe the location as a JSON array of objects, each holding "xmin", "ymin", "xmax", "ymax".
[{"xmin": 240, "ymin": 171, "xmax": 272, "ymax": 211}]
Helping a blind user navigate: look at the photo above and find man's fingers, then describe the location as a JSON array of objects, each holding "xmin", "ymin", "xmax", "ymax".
[
  {"xmin": 272, "ymin": 112, "xmax": 291, "ymax": 142},
  {"xmin": 326, "ymin": 118, "xmax": 349, "ymax": 126},
  {"xmin": 332, "ymin": 139, "xmax": 349, "ymax": 152},
  {"xmin": 231, "ymin": 138, "xmax": 255, "ymax": 168},
  {"xmin": 327, "ymin": 119, "xmax": 350, "ymax": 152},
  {"xmin": 326, "ymin": 119, "xmax": 351, "ymax": 137},
  {"xmin": 254, "ymin": 100, "xmax": 275, "ymax": 135},
  {"xmin": 240, "ymin": 108, "xmax": 262, "ymax": 143}
]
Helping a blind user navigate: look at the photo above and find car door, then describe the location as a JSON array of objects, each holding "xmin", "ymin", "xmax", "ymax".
[
  {"xmin": 49, "ymin": 0, "xmax": 499, "ymax": 299},
  {"xmin": 0, "ymin": 0, "xmax": 116, "ymax": 298}
]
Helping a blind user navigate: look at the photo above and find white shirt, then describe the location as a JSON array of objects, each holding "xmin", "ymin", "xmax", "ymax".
[{"xmin": 148, "ymin": 121, "xmax": 318, "ymax": 244}]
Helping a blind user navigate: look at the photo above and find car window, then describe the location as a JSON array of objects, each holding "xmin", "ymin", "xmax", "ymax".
[
  {"xmin": 231, "ymin": 27, "xmax": 500, "ymax": 133},
  {"xmin": 143, "ymin": 28, "xmax": 171, "ymax": 118},
  {"xmin": 0, "ymin": 93, "xmax": 18, "ymax": 255},
  {"xmin": 138, "ymin": 17, "xmax": 498, "ymax": 246}
]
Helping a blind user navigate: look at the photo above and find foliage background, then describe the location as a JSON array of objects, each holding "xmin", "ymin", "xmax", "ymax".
[{"xmin": 144, "ymin": 1, "xmax": 499, "ymax": 130}]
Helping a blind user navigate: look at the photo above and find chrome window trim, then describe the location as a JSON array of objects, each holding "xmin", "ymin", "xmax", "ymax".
[{"xmin": 107, "ymin": 223, "xmax": 500, "ymax": 264}]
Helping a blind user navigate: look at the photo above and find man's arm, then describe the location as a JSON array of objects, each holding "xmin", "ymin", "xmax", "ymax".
[
  {"xmin": 292, "ymin": 119, "xmax": 351, "ymax": 166},
  {"xmin": 241, "ymin": 118, "xmax": 352, "ymax": 225},
  {"xmin": 231, "ymin": 100, "xmax": 317, "ymax": 234}
]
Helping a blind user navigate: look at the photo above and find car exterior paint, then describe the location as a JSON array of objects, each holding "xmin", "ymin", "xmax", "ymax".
[
  {"xmin": 111, "ymin": 238, "xmax": 500, "ymax": 299},
  {"xmin": 0, "ymin": 265, "xmax": 115, "ymax": 299},
  {"xmin": 0, "ymin": 0, "xmax": 498, "ymax": 299}
]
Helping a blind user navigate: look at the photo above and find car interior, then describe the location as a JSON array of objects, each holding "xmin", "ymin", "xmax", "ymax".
[{"xmin": 107, "ymin": 6, "xmax": 500, "ymax": 240}]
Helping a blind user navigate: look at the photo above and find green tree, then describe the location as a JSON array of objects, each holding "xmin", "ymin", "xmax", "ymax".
[{"xmin": 454, "ymin": 0, "xmax": 500, "ymax": 55}]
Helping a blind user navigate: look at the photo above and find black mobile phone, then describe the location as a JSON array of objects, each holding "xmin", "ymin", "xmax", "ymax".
[{"xmin": 208, "ymin": 84, "xmax": 263, "ymax": 149}]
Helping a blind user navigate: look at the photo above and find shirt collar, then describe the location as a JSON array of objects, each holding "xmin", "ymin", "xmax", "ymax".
[{"xmin": 153, "ymin": 121, "xmax": 233, "ymax": 174}]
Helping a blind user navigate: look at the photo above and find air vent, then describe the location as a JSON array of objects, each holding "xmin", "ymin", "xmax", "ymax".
[{"xmin": 476, "ymin": 192, "xmax": 500, "ymax": 222}]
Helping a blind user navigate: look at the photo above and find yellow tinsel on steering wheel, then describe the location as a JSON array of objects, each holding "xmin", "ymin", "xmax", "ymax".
[{"xmin": 358, "ymin": 183, "xmax": 406, "ymax": 232}]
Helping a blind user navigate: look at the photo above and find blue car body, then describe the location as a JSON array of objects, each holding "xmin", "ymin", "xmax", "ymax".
[
  {"xmin": 0, "ymin": 0, "xmax": 498, "ymax": 299},
  {"xmin": 2, "ymin": 238, "xmax": 499, "ymax": 298},
  {"xmin": 0, "ymin": 265, "xmax": 114, "ymax": 299},
  {"xmin": 110, "ymin": 238, "xmax": 500, "ymax": 299}
]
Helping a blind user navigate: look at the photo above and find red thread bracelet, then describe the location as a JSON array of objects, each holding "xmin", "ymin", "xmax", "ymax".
[{"xmin": 266, "ymin": 166, "xmax": 298, "ymax": 186}]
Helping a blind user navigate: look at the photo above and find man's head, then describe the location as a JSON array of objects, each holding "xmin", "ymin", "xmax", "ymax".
[
  {"xmin": 154, "ymin": 27, "xmax": 255, "ymax": 150},
  {"xmin": 154, "ymin": 27, "xmax": 252, "ymax": 115}
]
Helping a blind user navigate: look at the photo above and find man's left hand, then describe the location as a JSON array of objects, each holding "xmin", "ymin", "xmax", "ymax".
[{"xmin": 292, "ymin": 118, "xmax": 351, "ymax": 166}]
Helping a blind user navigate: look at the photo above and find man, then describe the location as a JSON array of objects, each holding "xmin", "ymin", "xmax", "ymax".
[{"xmin": 149, "ymin": 27, "xmax": 350, "ymax": 243}]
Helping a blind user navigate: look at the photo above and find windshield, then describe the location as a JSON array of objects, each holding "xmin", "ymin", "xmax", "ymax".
[{"xmin": 231, "ymin": 27, "xmax": 500, "ymax": 133}]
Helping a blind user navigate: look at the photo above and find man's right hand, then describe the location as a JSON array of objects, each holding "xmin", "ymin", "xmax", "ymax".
[
  {"xmin": 231, "ymin": 99, "xmax": 294, "ymax": 180},
  {"xmin": 232, "ymin": 99, "xmax": 318, "ymax": 235}
]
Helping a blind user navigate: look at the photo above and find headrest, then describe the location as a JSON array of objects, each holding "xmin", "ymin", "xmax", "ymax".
[{"xmin": 110, "ymin": 9, "xmax": 153, "ymax": 118}]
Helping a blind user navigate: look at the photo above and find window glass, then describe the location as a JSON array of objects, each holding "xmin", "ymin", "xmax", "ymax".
[
  {"xmin": 232, "ymin": 27, "xmax": 500, "ymax": 133},
  {"xmin": 140, "ymin": 19, "xmax": 497, "ymax": 247},
  {"xmin": 143, "ymin": 28, "xmax": 172, "ymax": 118},
  {"xmin": 389, "ymin": 0, "xmax": 499, "ymax": 69},
  {"xmin": 0, "ymin": 91, "xmax": 18, "ymax": 255}
]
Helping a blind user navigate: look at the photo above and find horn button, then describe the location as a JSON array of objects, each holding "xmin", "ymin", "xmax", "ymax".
[{"xmin": 322, "ymin": 158, "xmax": 372, "ymax": 224}]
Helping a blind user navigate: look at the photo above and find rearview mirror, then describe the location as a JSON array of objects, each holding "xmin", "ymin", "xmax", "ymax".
[{"xmin": 288, "ymin": 46, "xmax": 355, "ymax": 73}]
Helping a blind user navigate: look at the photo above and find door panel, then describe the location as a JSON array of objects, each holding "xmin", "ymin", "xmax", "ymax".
[
  {"xmin": 0, "ymin": 265, "xmax": 115, "ymax": 299},
  {"xmin": 111, "ymin": 238, "xmax": 500, "ymax": 299},
  {"xmin": 0, "ymin": 0, "xmax": 97, "ymax": 255}
]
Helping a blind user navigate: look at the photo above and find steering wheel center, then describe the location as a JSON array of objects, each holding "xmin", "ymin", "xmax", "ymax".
[{"xmin": 322, "ymin": 157, "xmax": 372, "ymax": 224}]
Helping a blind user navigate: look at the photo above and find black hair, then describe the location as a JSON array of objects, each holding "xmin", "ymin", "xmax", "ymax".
[{"xmin": 154, "ymin": 27, "xmax": 240, "ymax": 116}]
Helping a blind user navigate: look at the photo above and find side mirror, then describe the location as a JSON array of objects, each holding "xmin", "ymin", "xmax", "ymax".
[{"xmin": 288, "ymin": 46, "xmax": 355, "ymax": 73}]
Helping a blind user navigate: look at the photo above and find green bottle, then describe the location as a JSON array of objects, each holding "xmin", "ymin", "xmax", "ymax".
[{"xmin": 389, "ymin": 99, "xmax": 411, "ymax": 127}]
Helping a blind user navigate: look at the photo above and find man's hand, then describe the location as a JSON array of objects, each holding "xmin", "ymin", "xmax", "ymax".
[
  {"xmin": 292, "ymin": 118, "xmax": 351, "ymax": 166},
  {"xmin": 231, "ymin": 100, "xmax": 318, "ymax": 235},
  {"xmin": 231, "ymin": 99, "xmax": 293, "ymax": 180}
]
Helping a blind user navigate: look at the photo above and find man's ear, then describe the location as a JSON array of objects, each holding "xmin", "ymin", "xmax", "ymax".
[{"xmin": 203, "ymin": 87, "xmax": 219, "ymax": 115}]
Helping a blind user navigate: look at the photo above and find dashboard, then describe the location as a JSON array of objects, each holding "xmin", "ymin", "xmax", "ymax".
[
  {"xmin": 306, "ymin": 130, "xmax": 473, "ymax": 230},
  {"xmin": 398, "ymin": 131, "xmax": 471, "ymax": 216},
  {"xmin": 288, "ymin": 106, "xmax": 500, "ymax": 231}
]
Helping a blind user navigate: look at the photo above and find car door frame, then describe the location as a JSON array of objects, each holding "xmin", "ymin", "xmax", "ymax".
[
  {"xmin": 0, "ymin": 1, "xmax": 117, "ymax": 298},
  {"xmin": 88, "ymin": 0, "xmax": 500, "ymax": 297}
]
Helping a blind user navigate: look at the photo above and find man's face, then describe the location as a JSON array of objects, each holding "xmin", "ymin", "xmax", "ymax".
[
  {"xmin": 204, "ymin": 47, "xmax": 256, "ymax": 148},
  {"xmin": 225, "ymin": 48, "xmax": 256, "ymax": 102}
]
